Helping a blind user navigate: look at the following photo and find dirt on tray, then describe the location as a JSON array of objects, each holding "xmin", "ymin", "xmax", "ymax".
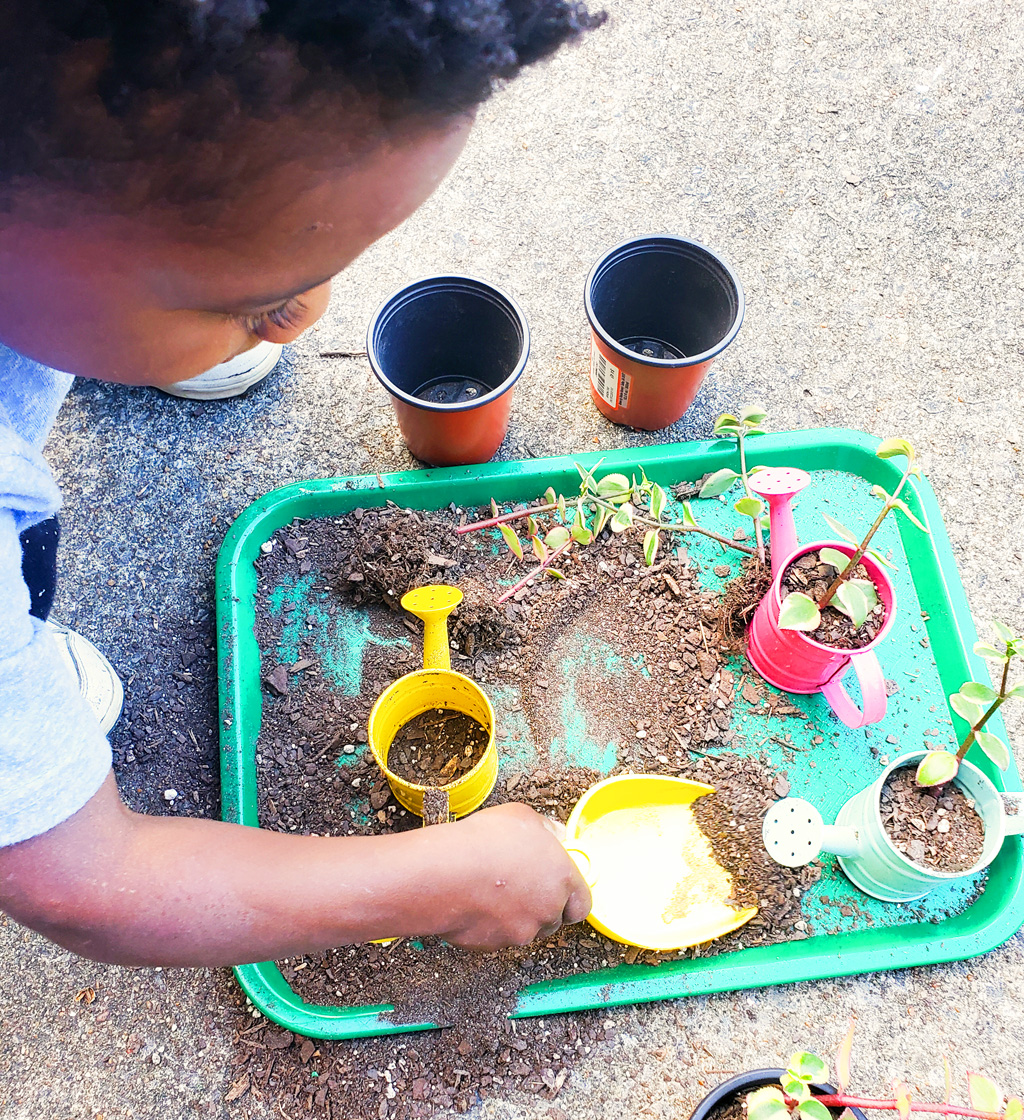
[
  {"xmin": 780, "ymin": 550, "xmax": 886, "ymax": 650},
  {"xmin": 881, "ymin": 766, "xmax": 986, "ymax": 871},
  {"xmin": 246, "ymin": 500, "xmax": 826, "ymax": 1118},
  {"xmin": 387, "ymin": 709, "xmax": 490, "ymax": 786}
]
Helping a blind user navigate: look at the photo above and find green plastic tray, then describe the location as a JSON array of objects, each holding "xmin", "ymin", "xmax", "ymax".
[{"xmin": 216, "ymin": 429, "xmax": 1024, "ymax": 1039}]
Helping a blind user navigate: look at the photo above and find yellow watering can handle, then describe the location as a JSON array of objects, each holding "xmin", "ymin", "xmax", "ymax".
[{"xmin": 400, "ymin": 585, "xmax": 464, "ymax": 672}]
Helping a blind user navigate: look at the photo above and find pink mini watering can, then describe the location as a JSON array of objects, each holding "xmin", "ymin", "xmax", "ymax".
[{"xmin": 746, "ymin": 468, "xmax": 896, "ymax": 729}]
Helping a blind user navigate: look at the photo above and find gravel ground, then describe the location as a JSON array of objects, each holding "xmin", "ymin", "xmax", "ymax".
[{"xmin": 3, "ymin": 1, "xmax": 1024, "ymax": 1117}]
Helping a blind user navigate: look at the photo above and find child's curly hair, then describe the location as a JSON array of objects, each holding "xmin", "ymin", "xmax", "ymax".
[{"xmin": 0, "ymin": 0, "xmax": 604, "ymax": 203}]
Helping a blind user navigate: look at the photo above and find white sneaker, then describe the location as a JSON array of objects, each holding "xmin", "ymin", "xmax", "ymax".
[
  {"xmin": 45, "ymin": 620, "xmax": 124, "ymax": 734},
  {"xmin": 161, "ymin": 341, "xmax": 283, "ymax": 400}
]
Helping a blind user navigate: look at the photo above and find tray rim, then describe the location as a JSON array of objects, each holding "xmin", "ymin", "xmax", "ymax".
[{"xmin": 215, "ymin": 428, "xmax": 1024, "ymax": 1039}]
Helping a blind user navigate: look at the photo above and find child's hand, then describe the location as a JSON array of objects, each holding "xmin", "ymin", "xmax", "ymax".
[{"xmin": 426, "ymin": 803, "xmax": 592, "ymax": 952}]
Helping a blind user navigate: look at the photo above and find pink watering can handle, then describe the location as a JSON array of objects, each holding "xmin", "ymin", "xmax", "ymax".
[
  {"xmin": 749, "ymin": 467, "xmax": 812, "ymax": 578},
  {"xmin": 820, "ymin": 651, "xmax": 888, "ymax": 728}
]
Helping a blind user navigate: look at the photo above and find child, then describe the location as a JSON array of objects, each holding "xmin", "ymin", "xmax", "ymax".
[{"xmin": 0, "ymin": 1, "xmax": 601, "ymax": 965}]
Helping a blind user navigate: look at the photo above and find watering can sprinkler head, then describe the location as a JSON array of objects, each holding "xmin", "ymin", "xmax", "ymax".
[
  {"xmin": 401, "ymin": 585, "xmax": 463, "ymax": 670},
  {"xmin": 749, "ymin": 467, "xmax": 812, "ymax": 578},
  {"xmin": 762, "ymin": 797, "xmax": 864, "ymax": 867}
]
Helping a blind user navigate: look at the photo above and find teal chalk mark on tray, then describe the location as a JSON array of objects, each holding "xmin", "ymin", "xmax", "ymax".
[
  {"xmin": 488, "ymin": 684, "xmax": 538, "ymax": 771},
  {"xmin": 268, "ymin": 572, "xmax": 410, "ymax": 696},
  {"xmin": 548, "ymin": 634, "xmax": 628, "ymax": 774}
]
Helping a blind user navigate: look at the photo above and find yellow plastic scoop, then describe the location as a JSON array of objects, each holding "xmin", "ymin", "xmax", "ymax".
[{"xmin": 563, "ymin": 774, "xmax": 757, "ymax": 951}]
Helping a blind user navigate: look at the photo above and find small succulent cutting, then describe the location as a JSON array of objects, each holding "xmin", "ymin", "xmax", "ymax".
[
  {"xmin": 748, "ymin": 1029, "xmax": 1022, "ymax": 1120},
  {"xmin": 916, "ymin": 622, "xmax": 1023, "ymax": 787},
  {"xmin": 778, "ymin": 438, "xmax": 929, "ymax": 633},
  {"xmin": 698, "ymin": 405, "xmax": 770, "ymax": 565}
]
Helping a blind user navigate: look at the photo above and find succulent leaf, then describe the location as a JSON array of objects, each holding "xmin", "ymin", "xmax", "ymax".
[
  {"xmin": 967, "ymin": 1072, "xmax": 1002, "ymax": 1114},
  {"xmin": 835, "ymin": 1021, "xmax": 854, "ymax": 1094},
  {"xmin": 822, "ymin": 513, "xmax": 859, "ymax": 545},
  {"xmin": 734, "ymin": 496, "xmax": 765, "ymax": 518},
  {"xmin": 819, "ymin": 547, "xmax": 851, "ymax": 572},
  {"xmin": 992, "ymin": 620, "xmax": 1016, "ymax": 643},
  {"xmin": 797, "ymin": 1100, "xmax": 832, "ymax": 1120},
  {"xmin": 950, "ymin": 692, "xmax": 985, "ymax": 726},
  {"xmin": 835, "ymin": 581, "xmax": 871, "ymax": 628},
  {"xmin": 698, "ymin": 467, "xmax": 741, "ymax": 498},
  {"xmin": 739, "ymin": 404, "xmax": 768, "ymax": 424},
  {"xmin": 610, "ymin": 502, "xmax": 634, "ymax": 533},
  {"xmin": 499, "ymin": 523, "xmax": 523, "ymax": 560},
  {"xmin": 779, "ymin": 592, "xmax": 822, "ymax": 632},
  {"xmin": 974, "ymin": 641, "xmax": 1004, "ymax": 660},
  {"xmin": 976, "ymin": 730, "xmax": 1010, "ymax": 771},
  {"xmin": 789, "ymin": 1052, "xmax": 828, "ymax": 1083},
  {"xmin": 960, "ymin": 680, "xmax": 998, "ymax": 704},
  {"xmin": 868, "ymin": 548, "xmax": 898, "ymax": 570},
  {"xmin": 650, "ymin": 483, "xmax": 668, "ymax": 521},
  {"xmin": 891, "ymin": 498, "xmax": 930, "ymax": 533},
  {"xmin": 916, "ymin": 751, "xmax": 959, "ymax": 787},
  {"xmin": 544, "ymin": 525, "xmax": 571, "ymax": 550},
  {"xmin": 596, "ymin": 473, "xmax": 632, "ymax": 503},
  {"xmin": 643, "ymin": 529, "xmax": 660, "ymax": 566},
  {"xmin": 746, "ymin": 1088, "xmax": 790, "ymax": 1120},
  {"xmin": 876, "ymin": 437, "xmax": 916, "ymax": 462}
]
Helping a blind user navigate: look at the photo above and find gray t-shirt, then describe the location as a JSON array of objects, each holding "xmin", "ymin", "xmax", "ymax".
[{"xmin": 0, "ymin": 344, "xmax": 111, "ymax": 846}]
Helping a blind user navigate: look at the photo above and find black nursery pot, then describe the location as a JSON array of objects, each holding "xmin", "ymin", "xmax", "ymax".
[
  {"xmin": 689, "ymin": 1069, "xmax": 867, "ymax": 1120},
  {"xmin": 366, "ymin": 275, "xmax": 529, "ymax": 467}
]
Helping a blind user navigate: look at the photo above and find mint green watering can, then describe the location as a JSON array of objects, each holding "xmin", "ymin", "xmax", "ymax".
[{"xmin": 763, "ymin": 751, "xmax": 1024, "ymax": 902}]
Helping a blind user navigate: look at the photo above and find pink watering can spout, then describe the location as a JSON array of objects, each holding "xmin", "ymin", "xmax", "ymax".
[{"xmin": 749, "ymin": 467, "xmax": 812, "ymax": 578}]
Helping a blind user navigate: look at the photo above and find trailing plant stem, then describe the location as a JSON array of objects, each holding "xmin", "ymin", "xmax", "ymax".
[
  {"xmin": 818, "ymin": 463, "xmax": 914, "ymax": 610},
  {"xmin": 798, "ymin": 1095, "xmax": 1005, "ymax": 1120},
  {"xmin": 586, "ymin": 498, "xmax": 756, "ymax": 556},
  {"xmin": 456, "ymin": 502, "xmax": 558, "ymax": 535},
  {"xmin": 495, "ymin": 540, "xmax": 573, "ymax": 604},
  {"xmin": 956, "ymin": 658, "xmax": 1011, "ymax": 762},
  {"xmin": 737, "ymin": 429, "xmax": 766, "ymax": 565}
]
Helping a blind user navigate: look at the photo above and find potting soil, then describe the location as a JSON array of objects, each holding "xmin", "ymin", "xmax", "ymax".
[
  {"xmin": 881, "ymin": 766, "xmax": 986, "ymax": 871},
  {"xmin": 386, "ymin": 709, "xmax": 490, "ymax": 786}
]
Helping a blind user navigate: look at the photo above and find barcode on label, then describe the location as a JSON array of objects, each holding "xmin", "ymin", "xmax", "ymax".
[{"xmin": 591, "ymin": 346, "xmax": 631, "ymax": 409}]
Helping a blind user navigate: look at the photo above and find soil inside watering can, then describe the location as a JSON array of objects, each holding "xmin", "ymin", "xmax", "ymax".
[
  {"xmin": 881, "ymin": 767, "xmax": 985, "ymax": 871},
  {"xmin": 780, "ymin": 550, "xmax": 886, "ymax": 650},
  {"xmin": 387, "ymin": 708, "xmax": 490, "ymax": 785}
]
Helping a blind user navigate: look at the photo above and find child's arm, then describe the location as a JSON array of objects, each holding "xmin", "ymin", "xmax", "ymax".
[{"xmin": 0, "ymin": 771, "xmax": 591, "ymax": 964}]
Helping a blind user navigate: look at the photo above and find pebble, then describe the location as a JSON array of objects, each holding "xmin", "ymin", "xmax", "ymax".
[{"xmin": 163, "ymin": 789, "xmax": 177, "ymax": 800}]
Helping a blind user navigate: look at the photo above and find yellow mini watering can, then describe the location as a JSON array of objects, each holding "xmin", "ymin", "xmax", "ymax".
[
  {"xmin": 368, "ymin": 585, "xmax": 498, "ymax": 822},
  {"xmin": 563, "ymin": 774, "xmax": 757, "ymax": 951}
]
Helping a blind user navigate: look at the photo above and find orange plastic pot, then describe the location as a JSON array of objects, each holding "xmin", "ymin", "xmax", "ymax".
[
  {"xmin": 367, "ymin": 276, "xmax": 529, "ymax": 467},
  {"xmin": 584, "ymin": 235, "xmax": 744, "ymax": 430}
]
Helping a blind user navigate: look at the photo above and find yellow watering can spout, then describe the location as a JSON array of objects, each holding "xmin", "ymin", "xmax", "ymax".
[{"xmin": 401, "ymin": 585, "xmax": 463, "ymax": 671}]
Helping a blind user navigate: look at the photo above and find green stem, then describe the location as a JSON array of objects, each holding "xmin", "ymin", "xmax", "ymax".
[
  {"xmin": 738, "ymin": 430, "xmax": 766, "ymax": 565},
  {"xmin": 817, "ymin": 461, "xmax": 914, "ymax": 610},
  {"xmin": 956, "ymin": 658, "xmax": 1010, "ymax": 762},
  {"xmin": 587, "ymin": 498, "xmax": 756, "ymax": 556}
]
